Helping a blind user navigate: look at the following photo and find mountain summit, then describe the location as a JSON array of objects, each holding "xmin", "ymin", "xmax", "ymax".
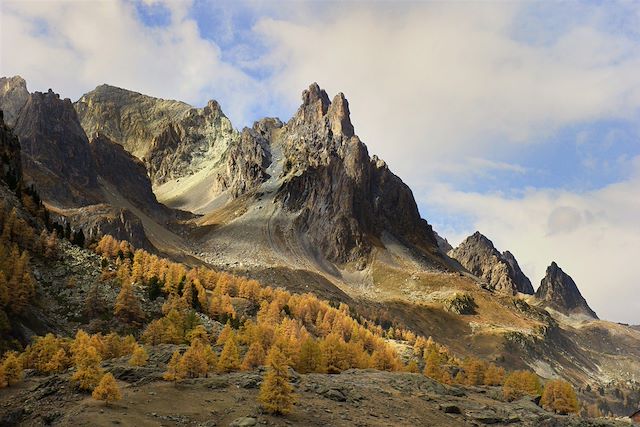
[
  {"xmin": 535, "ymin": 262, "xmax": 598, "ymax": 319},
  {"xmin": 448, "ymin": 231, "xmax": 533, "ymax": 295}
]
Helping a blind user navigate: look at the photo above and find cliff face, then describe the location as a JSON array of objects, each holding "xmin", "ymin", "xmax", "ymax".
[
  {"xmin": 448, "ymin": 232, "xmax": 533, "ymax": 295},
  {"xmin": 535, "ymin": 262, "xmax": 598, "ymax": 319},
  {"xmin": 502, "ymin": 250, "xmax": 534, "ymax": 295},
  {"xmin": 88, "ymin": 132, "xmax": 170, "ymax": 218},
  {"xmin": 274, "ymin": 84, "xmax": 440, "ymax": 265},
  {"xmin": 14, "ymin": 90, "xmax": 102, "ymax": 207}
]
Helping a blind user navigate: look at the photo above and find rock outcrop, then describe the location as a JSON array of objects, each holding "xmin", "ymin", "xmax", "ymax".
[
  {"xmin": 275, "ymin": 84, "xmax": 440, "ymax": 265},
  {"xmin": 0, "ymin": 76, "xmax": 29, "ymax": 127},
  {"xmin": 448, "ymin": 232, "xmax": 533, "ymax": 294},
  {"xmin": 13, "ymin": 90, "xmax": 102, "ymax": 207},
  {"xmin": 535, "ymin": 262, "xmax": 598, "ymax": 319}
]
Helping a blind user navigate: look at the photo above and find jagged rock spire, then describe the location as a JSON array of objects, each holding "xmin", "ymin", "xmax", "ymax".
[
  {"xmin": 448, "ymin": 231, "xmax": 534, "ymax": 295},
  {"xmin": 535, "ymin": 262, "xmax": 598, "ymax": 319}
]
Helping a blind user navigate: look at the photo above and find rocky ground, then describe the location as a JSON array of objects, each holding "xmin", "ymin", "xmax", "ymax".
[{"xmin": 0, "ymin": 345, "xmax": 632, "ymax": 427}]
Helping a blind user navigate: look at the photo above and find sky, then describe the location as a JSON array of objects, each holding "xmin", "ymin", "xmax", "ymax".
[{"xmin": 1, "ymin": 0, "xmax": 639, "ymax": 323}]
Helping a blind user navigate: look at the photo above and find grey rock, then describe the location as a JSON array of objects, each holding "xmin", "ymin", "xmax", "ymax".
[
  {"xmin": 448, "ymin": 232, "xmax": 533, "ymax": 295},
  {"xmin": 228, "ymin": 417, "xmax": 257, "ymax": 427},
  {"xmin": 535, "ymin": 262, "xmax": 598, "ymax": 319}
]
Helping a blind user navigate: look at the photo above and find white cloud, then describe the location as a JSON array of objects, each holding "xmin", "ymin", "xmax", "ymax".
[
  {"xmin": 424, "ymin": 158, "xmax": 640, "ymax": 324},
  {"xmin": 0, "ymin": 0, "xmax": 263, "ymax": 125},
  {"xmin": 253, "ymin": 3, "xmax": 640, "ymax": 182}
]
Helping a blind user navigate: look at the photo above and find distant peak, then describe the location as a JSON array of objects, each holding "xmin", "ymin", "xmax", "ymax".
[{"xmin": 536, "ymin": 262, "xmax": 597, "ymax": 319}]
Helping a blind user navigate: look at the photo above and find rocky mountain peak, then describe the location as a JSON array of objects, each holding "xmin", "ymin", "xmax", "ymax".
[
  {"xmin": 448, "ymin": 231, "xmax": 533, "ymax": 295},
  {"xmin": 300, "ymin": 82, "xmax": 331, "ymax": 122},
  {"xmin": 0, "ymin": 75, "xmax": 30, "ymax": 127},
  {"xmin": 535, "ymin": 262, "xmax": 598, "ymax": 319},
  {"xmin": 14, "ymin": 89, "xmax": 101, "ymax": 207}
]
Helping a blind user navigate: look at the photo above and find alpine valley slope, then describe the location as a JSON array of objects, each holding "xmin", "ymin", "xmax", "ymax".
[{"xmin": 3, "ymin": 76, "xmax": 640, "ymax": 416}]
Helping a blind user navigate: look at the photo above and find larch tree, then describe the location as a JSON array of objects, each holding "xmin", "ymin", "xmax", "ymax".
[
  {"xmin": 296, "ymin": 337, "xmax": 324, "ymax": 374},
  {"xmin": 241, "ymin": 341, "xmax": 266, "ymax": 371},
  {"xmin": 178, "ymin": 340, "xmax": 209, "ymax": 378},
  {"xmin": 258, "ymin": 347, "xmax": 295, "ymax": 415},
  {"xmin": 163, "ymin": 350, "xmax": 183, "ymax": 384},
  {"xmin": 129, "ymin": 344, "xmax": 149, "ymax": 367},
  {"xmin": 71, "ymin": 345, "xmax": 104, "ymax": 391},
  {"xmin": 2, "ymin": 352, "xmax": 23, "ymax": 386},
  {"xmin": 92, "ymin": 373, "xmax": 122, "ymax": 406},
  {"xmin": 217, "ymin": 333, "xmax": 241, "ymax": 373},
  {"xmin": 541, "ymin": 379, "xmax": 579, "ymax": 414},
  {"xmin": 114, "ymin": 281, "xmax": 144, "ymax": 326},
  {"xmin": 503, "ymin": 370, "xmax": 542, "ymax": 401}
]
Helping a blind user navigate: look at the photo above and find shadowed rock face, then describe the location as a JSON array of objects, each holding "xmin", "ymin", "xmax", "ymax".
[
  {"xmin": 448, "ymin": 232, "xmax": 534, "ymax": 295},
  {"xmin": 88, "ymin": 132, "xmax": 168, "ymax": 217},
  {"xmin": 14, "ymin": 90, "xmax": 102, "ymax": 207},
  {"xmin": 0, "ymin": 76, "xmax": 29, "ymax": 128},
  {"xmin": 502, "ymin": 250, "xmax": 534, "ymax": 295},
  {"xmin": 275, "ymin": 83, "xmax": 440, "ymax": 266},
  {"xmin": 536, "ymin": 262, "xmax": 598, "ymax": 319},
  {"xmin": 0, "ymin": 111, "xmax": 22, "ymax": 189}
]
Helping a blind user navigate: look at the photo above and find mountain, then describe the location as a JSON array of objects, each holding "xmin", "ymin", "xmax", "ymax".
[
  {"xmin": 448, "ymin": 231, "xmax": 533, "ymax": 295},
  {"xmin": 535, "ymin": 262, "xmax": 598, "ymax": 319},
  {"xmin": 3, "ymin": 76, "xmax": 640, "ymax": 420},
  {"xmin": 0, "ymin": 78, "xmax": 189, "ymax": 250},
  {"xmin": 76, "ymin": 82, "xmax": 446, "ymax": 271}
]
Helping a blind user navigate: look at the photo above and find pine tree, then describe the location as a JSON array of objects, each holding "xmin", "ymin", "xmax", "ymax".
[
  {"xmin": 114, "ymin": 281, "xmax": 144, "ymax": 326},
  {"xmin": 163, "ymin": 350, "xmax": 183, "ymax": 383},
  {"xmin": 71, "ymin": 346, "xmax": 104, "ymax": 391},
  {"xmin": 217, "ymin": 333, "xmax": 241, "ymax": 373},
  {"xmin": 92, "ymin": 373, "xmax": 122, "ymax": 406},
  {"xmin": 258, "ymin": 347, "xmax": 295, "ymax": 415},
  {"xmin": 129, "ymin": 344, "xmax": 149, "ymax": 367},
  {"xmin": 2, "ymin": 352, "xmax": 23, "ymax": 386},
  {"xmin": 241, "ymin": 341, "xmax": 266, "ymax": 370}
]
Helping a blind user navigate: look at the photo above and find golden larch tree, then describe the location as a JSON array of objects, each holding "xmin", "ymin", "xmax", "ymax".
[
  {"xmin": 217, "ymin": 333, "xmax": 241, "ymax": 373},
  {"xmin": 540, "ymin": 379, "xmax": 579, "ymax": 414},
  {"xmin": 241, "ymin": 341, "xmax": 266, "ymax": 371},
  {"xmin": 114, "ymin": 281, "xmax": 144, "ymax": 326},
  {"xmin": 129, "ymin": 344, "xmax": 149, "ymax": 367},
  {"xmin": 92, "ymin": 373, "xmax": 122, "ymax": 406},
  {"xmin": 258, "ymin": 347, "xmax": 295, "ymax": 415},
  {"xmin": 71, "ymin": 346, "xmax": 104, "ymax": 391}
]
